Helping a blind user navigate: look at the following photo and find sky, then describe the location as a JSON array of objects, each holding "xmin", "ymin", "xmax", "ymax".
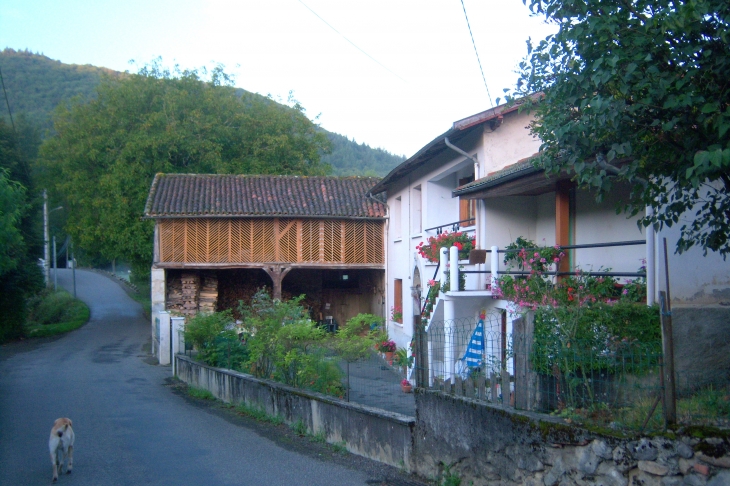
[{"xmin": 0, "ymin": 0, "xmax": 556, "ymax": 157}]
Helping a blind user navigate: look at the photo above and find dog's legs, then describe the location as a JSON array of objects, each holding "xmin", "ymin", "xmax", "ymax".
[
  {"xmin": 66, "ymin": 444, "xmax": 73, "ymax": 474},
  {"xmin": 51, "ymin": 450, "xmax": 59, "ymax": 482}
]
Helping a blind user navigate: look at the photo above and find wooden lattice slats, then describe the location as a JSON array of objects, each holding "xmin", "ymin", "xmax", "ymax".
[
  {"xmin": 251, "ymin": 219, "xmax": 275, "ymax": 262},
  {"xmin": 344, "ymin": 220, "xmax": 365, "ymax": 263},
  {"xmin": 301, "ymin": 220, "xmax": 317, "ymax": 262},
  {"xmin": 208, "ymin": 219, "xmax": 227, "ymax": 263},
  {"xmin": 277, "ymin": 219, "xmax": 298, "ymax": 262},
  {"xmin": 157, "ymin": 218, "xmax": 384, "ymax": 265},
  {"xmin": 323, "ymin": 220, "xmax": 341, "ymax": 262},
  {"xmin": 369, "ymin": 221, "xmax": 384, "ymax": 263}
]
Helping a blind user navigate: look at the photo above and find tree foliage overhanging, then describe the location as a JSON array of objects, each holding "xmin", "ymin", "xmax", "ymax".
[
  {"xmin": 514, "ymin": 0, "xmax": 730, "ymax": 257},
  {"xmin": 0, "ymin": 119, "xmax": 44, "ymax": 341},
  {"xmin": 37, "ymin": 62, "xmax": 333, "ymax": 275}
]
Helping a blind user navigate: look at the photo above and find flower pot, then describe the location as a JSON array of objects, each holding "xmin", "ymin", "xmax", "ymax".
[
  {"xmin": 401, "ymin": 384, "xmax": 412, "ymax": 393},
  {"xmin": 384, "ymin": 351, "xmax": 394, "ymax": 365}
]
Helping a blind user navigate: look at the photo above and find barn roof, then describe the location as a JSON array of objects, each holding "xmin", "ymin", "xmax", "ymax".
[{"xmin": 144, "ymin": 174, "xmax": 387, "ymax": 219}]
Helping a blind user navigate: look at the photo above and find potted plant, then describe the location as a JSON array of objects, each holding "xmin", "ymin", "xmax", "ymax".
[
  {"xmin": 401, "ymin": 379, "xmax": 413, "ymax": 393},
  {"xmin": 377, "ymin": 340, "xmax": 396, "ymax": 364},
  {"xmin": 390, "ymin": 305, "xmax": 403, "ymax": 323},
  {"xmin": 416, "ymin": 231, "xmax": 476, "ymax": 263}
]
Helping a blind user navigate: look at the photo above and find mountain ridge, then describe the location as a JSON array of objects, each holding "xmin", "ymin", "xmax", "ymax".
[{"xmin": 0, "ymin": 48, "xmax": 404, "ymax": 176}]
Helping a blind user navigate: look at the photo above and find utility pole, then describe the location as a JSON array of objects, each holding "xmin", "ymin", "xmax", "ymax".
[
  {"xmin": 53, "ymin": 236, "xmax": 57, "ymax": 291},
  {"xmin": 44, "ymin": 190, "xmax": 50, "ymax": 286}
]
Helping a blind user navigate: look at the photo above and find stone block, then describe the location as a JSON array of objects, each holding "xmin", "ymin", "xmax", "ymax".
[
  {"xmin": 614, "ymin": 446, "xmax": 636, "ymax": 473},
  {"xmin": 697, "ymin": 452, "xmax": 730, "ymax": 469},
  {"xmin": 633, "ymin": 439, "xmax": 660, "ymax": 461},
  {"xmin": 694, "ymin": 463, "xmax": 710, "ymax": 476},
  {"xmin": 593, "ymin": 440, "xmax": 614, "ymax": 460},
  {"xmin": 707, "ymin": 470, "xmax": 730, "ymax": 486},
  {"xmin": 577, "ymin": 448, "xmax": 601, "ymax": 475},
  {"xmin": 677, "ymin": 443, "xmax": 695, "ymax": 460},
  {"xmin": 628, "ymin": 468, "xmax": 661, "ymax": 486},
  {"xmin": 683, "ymin": 474, "xmax": 708, "ymax": 486},
  {"xmin": 639, "ymin": 460, "xmax": 670, "ymax": 476},
  {"xmin": 680, "ymin": 458, "xmax": 699, "ymax": 475},
  {"xmin": 660, "ymin": 477, "xmax": 683, "ymax": 486}
]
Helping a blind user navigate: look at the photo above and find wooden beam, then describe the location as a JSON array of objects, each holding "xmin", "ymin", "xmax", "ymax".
[
  {"xmin": 555, "ymin": 181, "xmax": 572, "ymax": 276},
  {"xmin": 262, "ymin": 265, "xmax": 293, "ymax": 301}
]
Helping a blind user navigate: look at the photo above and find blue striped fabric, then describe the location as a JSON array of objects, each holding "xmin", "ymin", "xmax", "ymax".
[{"xmin": 456, "ymin": 319, "xmax": 485, "ymax": 378}]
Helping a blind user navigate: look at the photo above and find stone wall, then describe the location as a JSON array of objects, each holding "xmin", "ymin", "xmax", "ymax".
[{"xmin": 415, "ymin": 390, "xmax": 730, "ymax": 486}]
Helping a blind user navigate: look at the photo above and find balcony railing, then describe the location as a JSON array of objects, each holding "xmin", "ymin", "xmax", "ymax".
[{"xmin": 424, "ymin": 219, "xmax": 476, "ymax": 235}]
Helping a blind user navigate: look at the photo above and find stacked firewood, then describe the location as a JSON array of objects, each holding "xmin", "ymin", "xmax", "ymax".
[
  {"xmin": 180, "ymin": 273, "xmax": 200, "ymax": 316},
  {"xmin": 166, "ymin": 275, "xmax": 184, "ymax": 313},
  {"xmin": 198, "ymin": 273, "xmax": 218, "ymax": 314}
]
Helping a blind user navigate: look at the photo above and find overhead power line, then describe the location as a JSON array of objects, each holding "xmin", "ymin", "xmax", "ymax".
[
  {"xmin": 460, "ymin": 0, "xmax": 493, "ymax": 107},
  {"xmin": 0, "ymin": 65, "xmax": 16, "ymax": 132},
  {"xmin": 297, "ymin": 0, "xmax": 406, "ymax": 83}
]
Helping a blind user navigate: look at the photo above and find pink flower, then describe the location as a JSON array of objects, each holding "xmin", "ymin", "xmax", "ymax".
[{"xmin": 553, "ymin": 257, "xmax": 560, "ymax": 263}]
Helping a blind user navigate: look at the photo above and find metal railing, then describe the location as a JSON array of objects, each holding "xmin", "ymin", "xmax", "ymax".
[
  {"xmin": 424, "ymin": 219, "xmax": 476, "ymax": 234},
  {"xmin": 416, "ymin": 315, "xmax": 730, "ymax": 431}
]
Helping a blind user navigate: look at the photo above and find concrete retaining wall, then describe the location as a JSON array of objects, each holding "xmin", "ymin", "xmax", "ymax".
[
  {"xmin": 175, "ymin": 355, "xmax": 415, "ymax": 469},
  {"xmin": 176, "ymin": 355, "xmax": 730, "ymax": 485}
]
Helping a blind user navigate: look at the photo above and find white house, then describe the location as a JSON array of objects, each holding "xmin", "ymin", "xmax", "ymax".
[{"xmin": 370, "ymin": 100, "xmax": 730, "ymax": 388}]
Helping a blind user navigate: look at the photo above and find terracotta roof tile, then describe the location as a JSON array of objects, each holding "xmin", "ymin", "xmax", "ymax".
[{"xmin": 144, "ymin": 174, "xmax": 387, "ymax": 219}]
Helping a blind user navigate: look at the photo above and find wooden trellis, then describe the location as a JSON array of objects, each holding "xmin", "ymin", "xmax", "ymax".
[{"xmin": 158, "ymin": 218, "xmax": 384, "ymax": 265}]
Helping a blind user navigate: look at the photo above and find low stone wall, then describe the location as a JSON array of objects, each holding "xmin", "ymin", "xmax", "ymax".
[
  {"xmin": 415, "ymin": 390, "xmax": 730, "ymax": 486},
  {"xmin": 175, "ymin": 355, "xmax": 415, "ymax": 469}
]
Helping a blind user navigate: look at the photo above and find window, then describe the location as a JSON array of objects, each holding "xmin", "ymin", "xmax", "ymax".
[
  {"xmin": 393, "ymin": 196, "xmax": 402, "ymax": 240},
  {"xmin": 393, "ymin": 279, "xmax": 403, "ymax": 323},
  {"xmin": 459, "ymin": 176, "xmax": 476, "ymax": 227},
  {"xmin": 411, "ymin": 186, "xmax": 422, "ymax": 234}
]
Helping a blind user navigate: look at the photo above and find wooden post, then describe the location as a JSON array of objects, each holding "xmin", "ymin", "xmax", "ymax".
[
  {"xmin": 263, "ymin": 265, "xmax": 292, "ymax": 301},
  {"xmin": 659, "ymin": 291, "xmax": 676, "ymax": 425},
  {"xmin": 555, "ymin": 181, "xmax": 571, "ymax": 278}
]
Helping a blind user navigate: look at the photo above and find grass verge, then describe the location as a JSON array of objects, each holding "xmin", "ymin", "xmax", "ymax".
[
  {"xmin": 187, "ymin": 386, "xmax": 215, "ymax": 400},
  {"xmin": 24, "ymin": 290, "xmax": 90, "ymax": 338}
]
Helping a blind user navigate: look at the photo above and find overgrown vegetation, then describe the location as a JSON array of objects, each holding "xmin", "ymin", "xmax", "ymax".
[
  {"xmin": 183, "ymin": 290, "xmax": 384, "ymax": 399},
  {"xmin": 24, "ymin": 290, "xmax": 90, "ymax": 338},
  {"xmin": 0, "ymin": 118, "xmax": 44, "ymax": 342},
  {"xmin": 496, "ymin": 238, "xmax": 663, "ymax": 424}
]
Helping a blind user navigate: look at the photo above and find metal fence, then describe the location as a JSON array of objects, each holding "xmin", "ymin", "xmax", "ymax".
[{"xmin": 415, "ymin": 314, "xmax": 730, "ymax": 432}]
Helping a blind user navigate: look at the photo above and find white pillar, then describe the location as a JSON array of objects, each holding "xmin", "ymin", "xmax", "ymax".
[
  {"xmin": 439, "ymin": 246, "xmax": 449, "ymax": 284},
  {"xmin": 444, "ymin": 297, "xmax": 455, "ymax": 383},
  {"xmin": 646, "ymin": 207, "xmax": 656, "ymax": 306},
  {"xmin": 157, "ymin": 311, "xmax": 171, "ymax": 365},
  {"xmin": 449, "ymin": 246, "xmax": 459, "ymax": 292},
  {"xmin": 491, "ymin": 245, "xmax": 500, "ymax": 292},
  {"xmin": 171, "ymin": 316, "xmax": 186, "ymax": 376},
  {"xmin": 150, "ymin": 267, "xmax": 166, "ymax": 351}
]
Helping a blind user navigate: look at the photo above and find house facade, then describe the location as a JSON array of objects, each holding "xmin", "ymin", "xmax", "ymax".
[
  {"xmin": 371, "ymin": 101, "xmax": 729, "ymax": 387},
  {"xmin": 144, "ymin": 174, "xmax": 387, "ymax": 361}
]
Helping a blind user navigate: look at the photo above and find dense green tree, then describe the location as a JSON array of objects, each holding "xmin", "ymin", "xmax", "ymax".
[
  {"xmin": 514, "ymin": 0, "xmax": 730, "ymax": 256},
  {"xmin": 1, "ymin": 49, "xmax": 403, "ymax": 178},
  {"xmin": 38, "ymin": 62, "xmax": 332, "ymax": 275},
  {"xmin": 0, "ymin": 119, "xmax": 44, "ymax": 341}
]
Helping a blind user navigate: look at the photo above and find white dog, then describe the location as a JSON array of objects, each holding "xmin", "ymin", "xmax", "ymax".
[{"xmin": 49, "ymin": 418, "xmax": 74, "ymax": 482}]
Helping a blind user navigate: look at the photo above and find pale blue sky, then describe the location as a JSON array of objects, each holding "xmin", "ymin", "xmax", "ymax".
[{"xmin": 1, "ymin": 0, "xmax": 555, "ymax": 156}]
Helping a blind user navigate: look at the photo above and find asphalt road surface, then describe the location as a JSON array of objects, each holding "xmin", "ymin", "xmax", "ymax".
[{"xmin": 0, "ymin": 269, "xmax": 424, "ymax": 486}]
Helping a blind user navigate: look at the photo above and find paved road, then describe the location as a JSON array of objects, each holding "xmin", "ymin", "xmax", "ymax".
[{"xmin": 0, "ymin": 269, "xmax": 420, "ymax": 486}]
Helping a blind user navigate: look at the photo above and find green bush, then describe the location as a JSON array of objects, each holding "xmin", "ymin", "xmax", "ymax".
[
  {"xmin": 28, "ymin": 290, "xmax": 82, "ymax": 325},
  {"xmin": 25, "ymin": 290, "xmax": 89, "ymax": 338},
  {"xmin": 183, "ymin": 310, "xmax": 248, "ymax": 369}
]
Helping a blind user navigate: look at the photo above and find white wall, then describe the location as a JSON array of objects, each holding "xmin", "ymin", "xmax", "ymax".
[
  {"xmin": 573, "ymin": 186, "xmax": 645, "ymax": 280},
  {"xmin": 479, "ymin": 111, "xmax": 542, "ymax": 177}
]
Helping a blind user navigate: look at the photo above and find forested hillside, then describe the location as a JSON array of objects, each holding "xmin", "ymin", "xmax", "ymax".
[{"xmin": 0, "ymin": 49, "xmax": 404, "ymax": 175}]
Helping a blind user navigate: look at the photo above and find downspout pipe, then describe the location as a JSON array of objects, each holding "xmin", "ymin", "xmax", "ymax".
[{"xmin": 444, "ymin": 137, "xmax": 478, "ymax": 166}]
